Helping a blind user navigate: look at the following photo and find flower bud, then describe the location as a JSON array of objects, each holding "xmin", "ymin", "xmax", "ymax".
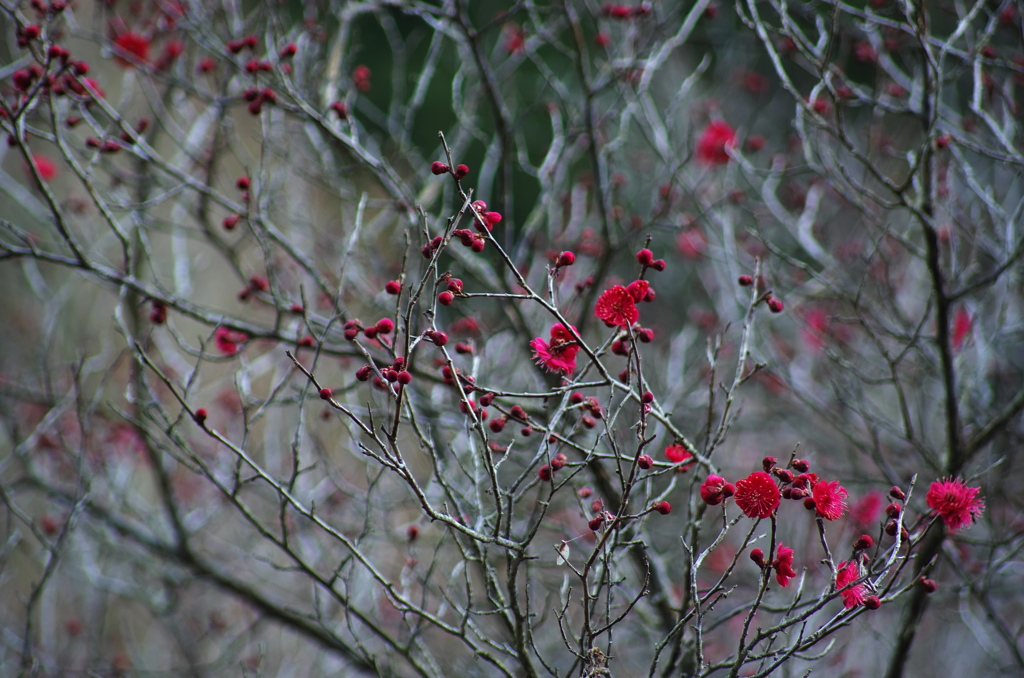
[
  {"xmin": 636, "ymin": 248, "xmax": 654, "ymax": 266},
  {"xmin": 319, "ymin": 387, "xmax": 332, "ymax": 400},
  {"xmin": 654, "ymin": 501, "xmax": 671, "ymax": 515},
  {"xmin": 791, "ymin": 459, "xmax": 810, "ymax": 472},
  {"xmin": 588, "ymin": 515, "xmax": 605, "ymax": 531},
  {"xmin": 637, "ymin": 454, "xmax": 653, "ymax": 470},
  {"xmin": 767, "ymin": 297, "xmax": 785, "ymax": 313},
  {"xmin": 889, "ymin": 486, "xmax": 906, "ymax": 501},
  {"xmin": 454, "ymin": 164, "xmax": 469, "ymax": 179},
  {"xmin": 430, "ymin": 161, "xmax": 450, "ymax": 175},
  {"xmin": 762, "ymin": 456, "xmax": 777, "ymax": 472},
  {"xmin": 556, "ymin": 251, "xmax": 575, "ymax": 267},
  {"xmin": 194, "ymin": 408, "xmax": 208, "ymax": 425},
  {"xmin": 750, "ymin": 548, "xmax": 765, "ymax": 568},
  {"xmin": 919, "ymin": 577, "xmax": 937, "ymax": 593},
  {"xmin": 854, "ymin": 534, "xmax": 874, "ymax": 550},
  {"xmin": 803, "ymin": 497, "xmax": 817, "ymax": 511},
  {"xmin": 863, "ymin": 595, "xmax": 881, "ymax": 610},
  {"xmin": 738, "ymin": 274, "xmax": 754, "ymax": 286}
]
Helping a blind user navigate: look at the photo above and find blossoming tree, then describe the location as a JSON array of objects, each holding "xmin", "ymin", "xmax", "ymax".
[{"xmin": 1, "ymin": 0, "xmax": 1021, "ymax": 676}]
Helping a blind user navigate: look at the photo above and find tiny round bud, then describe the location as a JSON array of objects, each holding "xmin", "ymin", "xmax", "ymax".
[
  {"xmin": 298, "ymin": 336, "xmax": 314, "ymax": 348},
  {"xmin": 919, "ymin": 577, "xmax": 937, "ymax": 593},
  {"xmin": 385, "ymin": 280, "xmax": 401, "ymax": 295},
  {"xmin": 638, "ymin": 328, "xmax": 654, "ymax": 343},
  {"xmin": 886, "ymin": 502, "xmax": 902, "ymax": 519},
  {"xmin": 636, "ymin": 248, "xmax": 654, "ymax": 266},
  {"xmin": 430, "ymin": 331, "xmax": 448, "ymax": 347},
  {"xmin": 803, "ymin": 497, "xmax": 817, "ymax": 511},
  {"xmin": 355, "ymin": 365, "xmax": 373, "ymax": 382},
  {"xmin": 319, "ymin": 387, "xmax": 332, "ymax": 400},
  {"xmin": 651, "ymin": 259, "xmax": 666, "ymax": 272},
  {"xmin": 767, "ymin": 297, "xmax": 785, "ymax": 313},
  {"xmin": 470, "ymin": 239, "xmax": 486, "ymax": 253},
  {"xmin": 556, "ymin": 251, "xmax": 576, "ymax": 267},
  {"xmin": 884, "ymin": 519, "xmax": 898, "ymax": 536},
  {"xmin": 854, "ymin": 534, "xmax": 874, "ymax": 550},
  {"xmin": 570, "ymin": 392, "xmax": 584, "ymax": 405},
  {"xmin": 223, "ymin": 214, "xmax": 240, "ymax": 230},
  {"xmin": 236, "ymin": 176, "xmax": 250, "ymax": 191},
  {"xmin": 430, "ymin": 161, "xmax": 450, "ymax": 175},
  {"xmin": 762, "ymin": 456, "xmax": 777, "ymax": 472},
  {"xmin": 454, "ymin": 164, "xmax": 469, "ymax": 179},
  {"xmin": 551, "ymin": 453, "xmax": 568, "ymax": 471},
  {"xmin": 773, "ymin": 468, "xmax": 793, "ymax": 483},
  {"xmin": 654, "ymin": 501, "xmax": 671, "ymax": 515},
  {"xmin": 396, "ymin": 371, "xmax": 412, "ymax": 385},
  {"xmin": 641, "ymin": 391, "xmax": 654, "ymax": 404},
  {"xmin": 739, "ymin": 275, "xmax": 754, "ymax": 286},
  {"xmin": 489, "ymin": 416, "xmax": 506, "ymax": 433},
  {"xmin": 791, "ymin": 459, "xmax": 810, "ymax": 472},
  {"xmin": 521, "ymin": 426, "xmax": 533, "ymax": 437},
  {"xmin": 750, "ymin": 548, "xmax": 765, "ymax": 568},
  {"xmin": 578, "ymin": 487, "xmax": 593, "ymax": 499},
  {"xmin": 863, "ymin": 595, "xmax": 881, "ymax": 610},
  {"xmin": 194, "ymin": 408, "xmax": 208, "ymax": 425},
  {"xmin": 889, "ymin": 486, "xmax": 906, "ymax": 501},
  {"xmin": 588, "ymin": 515, "xmax": 605, "ymax": 531},
  {"xmin": 722, "ymin": 483, "xmax": 736, "ymax": 497},
  {"xmin": 537, "ymin": 463, "xmax": 552, "ymax": 481},
  {"xmin": 407, "ymin": 525, "xmax": 419, "ymax": 541},
  {"xmin": 438, "ymin": 291, "xmax": 455, "ymax": 306},
  {"xmin": 375, "ymin": 318, "xmax": 395, "ymax": 335},
  {"xmin": 637, "ymin": 454, "xmax": 653, "ymax": 470},
  {"xmin": 582, "ymin": 415, "xmax": 596, "ymax": 428}
]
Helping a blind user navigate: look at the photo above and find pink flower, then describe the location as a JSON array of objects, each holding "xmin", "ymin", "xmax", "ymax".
[
  {"xmin": 530, "ymin": 323, "xmax": 580, "ymax": 375},
  {"xmin": 951, "ymin": 307, "xmax": 973, "ymax": 352},
  {"xmin": 696, "ymin": 121, "xmax": 736, "ymax": 165},
  {"xmin": 926, "ymin": 477, "xmax": 984, "ymax": 531},
  {"xmin": 812, "ymin": 480, "xmax": 848, "ymax": 521},
  {"xmin": 214, "ymin": 327, "xmax": 248, "ymax": 356},
  {"xmin": 113, "ymin": 32, "xmax": 150, "ymax": 68},
  {"xmin": 734, "ymin": 471, "xmax": 781, "ymax": 519},
  {"xmin": 850, "ymin": 490, "xmax": 884, "ymax": 528},
  {"xmin": 836, "ymin": 560, "xmax": 865, "ymax": 608},
  {"xmin": 773, "ymin": 543, "xmax": 796, "ymax": 587},
  {"xmin": 31, "ymin": 154, "xmax": 57, "ymax": 181},
  {"xmin": 595, "ymin": 286, "xmax": 639, "ymax": 328},
  {"xmin": 664, "ymin": 444, "xmax": 693, "ymax": 466}
]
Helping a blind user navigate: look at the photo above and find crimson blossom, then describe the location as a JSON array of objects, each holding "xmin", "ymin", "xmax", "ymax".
[
  {"xmin": 696, "ymin": 120, "xmax": 737, "ymax": 165},
  {"xmin": 835, "ymin": 560, "xmax": 865, "ymax": 608},
  {"xmin": 812, "ymin": 480, "xmax": 848, "ymax": 521},
  {"xmin": 595, "ymin": 286, "xmax": 639, "ymax": 328},
  {"xmin": 773, "ymin": 543, "xmax": 796, "ymax": 587},
  {"xmin": 925, "ymin": 477, "xmax": 984, "ymax": 531},
  {"xmin": 530, "ymin": 323, "xmax": 580, "ymax": 375},
  {"xmin": 734, "ymin": 471, "xmax": 781, "ymax": 519}
]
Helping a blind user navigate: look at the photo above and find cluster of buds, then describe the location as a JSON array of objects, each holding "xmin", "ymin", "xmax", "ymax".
[
  {"xmin": 238, "ymin": 274, "xmax": 269, "ymax": 301},
  {"xmin": 421, "ymin": 235, "xmax": 445, "ymax": 258},
  {"xmin": 352, "ymin": 65, "xmax": 371, "ymax": 92},
  {"xmin": 603, "ymin": 3, "xmax": 651, "ymax": 19},
  {"xmin": 227, "ymin": 35, "xmax": 259, "ymax": 54},
  {"xmin": 438, "ymin": 275, "xmax": 464, "ymax": 306},
  {"xmin": 451, "ymin": 229, "xmax": 487, "ymax": 253},
  {"xmin": 242, "ymin": 86, "xmax": 277, "ymax": 115},
  {"xmin": 422, "ymin": 328, "xmax": 449, "ymax": 347},
  {"xmin": 470, "ymin": 200, "xmax": 503, "ymax": 233},
  {"xmin": 635, "ymin": 248, "xmax": 666, "ymax": 272},
  {"xmin": 883, "ymin": 489, "xmax": 909, "ymax": 539},
  {"xmin": 343, "ymin": 317, "xmax": 395, "ymax": 341},
  {"xmin": 149, "ymin": 300, "xmax": 168, "ymax": 324},
  {"xmin": 699, "ymin": 475, "xmax": 737, "ymax": 505}
]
